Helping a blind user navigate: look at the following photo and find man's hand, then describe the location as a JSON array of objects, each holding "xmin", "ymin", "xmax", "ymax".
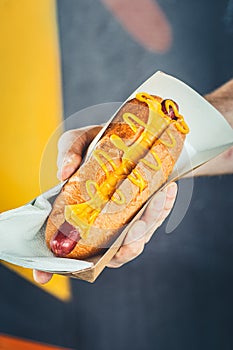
[{"xmin": 33, "ymin": 126, "xmax": 177, "ymax": 284}]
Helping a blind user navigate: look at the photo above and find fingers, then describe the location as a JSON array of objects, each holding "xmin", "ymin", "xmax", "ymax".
[
  {"xmin": 57, "ymin": 129, "xmax": 85, "ymax": 180},
  {"xmin": 57, "ymin": 126, "xmax": 102, "ymax": 180},
  {"xmin": 142, "ymin": 182, "xmax": 177, "ymax": 242},
  {"xmin": 141, "ymin": 188, "xmax": 167, "ymax": 228},
  {"xmin": 107, "ymin": 220, "xmax": 147, "ymax": 268},
  {"xmin": 107, "ymin": 182, "xmax": 178, "ymax": 268},
  {"xmin": 33, "ymin": 270, "xmax": 53, "ymax": 284}
]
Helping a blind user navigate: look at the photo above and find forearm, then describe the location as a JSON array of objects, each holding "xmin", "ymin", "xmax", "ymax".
[
  {"xmin": 205, "ymin": 79, "xmax": 233, "ymax": 128},
  {"xmin": 192, "ymin": 79, "xmax": 233, "ymax": 177}
]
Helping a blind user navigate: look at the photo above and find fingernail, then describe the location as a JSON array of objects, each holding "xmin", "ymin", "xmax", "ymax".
[
  {"xmin": 167, "ymin": 183, "xmax": 177, "ymax": 198},
  {"xmin": 151, "ymin": 191, "xmax": 166, "ymax": 211}
]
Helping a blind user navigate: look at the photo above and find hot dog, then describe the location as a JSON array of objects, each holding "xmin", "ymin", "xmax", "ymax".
[{"xmin": 45, "ymin": 93, "xmax": 189, "ymax": 259}]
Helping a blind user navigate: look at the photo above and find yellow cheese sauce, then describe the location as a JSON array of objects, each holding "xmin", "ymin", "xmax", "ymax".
[
  {"xmin": 65, "ymin": 93, "xmax": 189, "ymax": 239},
  {"xmin": 128, "ymin": 168, "xmax": 147, "ymax": 193}
]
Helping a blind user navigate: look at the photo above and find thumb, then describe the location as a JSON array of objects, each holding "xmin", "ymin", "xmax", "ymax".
[
  {"xmin": 59, "ymin": 152, "xmax": 82, "ymax": 181},
  {"xmin": 57, "ymin": 126, "xmax": 102, "ymax": 181}
]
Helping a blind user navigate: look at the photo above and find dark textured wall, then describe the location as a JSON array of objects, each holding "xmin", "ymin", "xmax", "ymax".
[
  {"xmin": 57, "ymin": 0, "xmax": 233, "ymax": 118},
  {"xmin": 1, "ymin": 1, "xmax": 233, "ymax": 349}
]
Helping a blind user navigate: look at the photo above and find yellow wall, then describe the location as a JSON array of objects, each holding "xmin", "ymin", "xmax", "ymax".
[
  {"xmin": 0, "ymin": 0, "xmax": 71, "ymax": 301},
  {"xmin": 0, "ymin": 0, "xmax": 63, "ymax": 212}
]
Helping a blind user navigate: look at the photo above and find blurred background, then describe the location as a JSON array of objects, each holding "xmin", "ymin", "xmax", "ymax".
[{"xmin": 0, "ymin": 0, "xmax": 233, "ymax": 349}]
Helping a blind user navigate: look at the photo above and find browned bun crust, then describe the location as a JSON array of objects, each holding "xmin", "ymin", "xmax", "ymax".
[{"xmin": 45, "ymin": 95, "xmax": 186, "ymax": 259}]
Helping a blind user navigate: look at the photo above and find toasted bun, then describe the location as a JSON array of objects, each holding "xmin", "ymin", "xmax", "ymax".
[{"xmin": 45, "ymin": 95, "xmax": 186, "ymax": 259}]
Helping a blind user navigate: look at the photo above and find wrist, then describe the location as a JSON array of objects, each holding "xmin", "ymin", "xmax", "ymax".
[{"xmin": 204, "ymin": 80, "xmax": 233, "ymax": 128}]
